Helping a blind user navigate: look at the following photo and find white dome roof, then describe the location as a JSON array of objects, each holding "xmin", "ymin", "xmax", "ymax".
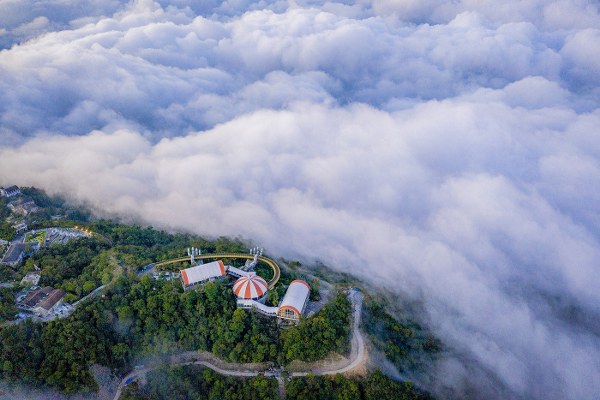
[{"xmin": 233, "ymin": 273, "xmax": 268, "ymax": 300}]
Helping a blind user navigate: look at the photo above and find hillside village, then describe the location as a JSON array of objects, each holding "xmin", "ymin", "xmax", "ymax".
[{"xmin": 0, "ymin": 186, "xmax": 94, "ymax": 322}]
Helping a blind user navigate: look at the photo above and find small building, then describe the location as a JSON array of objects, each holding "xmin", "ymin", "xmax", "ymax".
[
  {"xmin": 12, "ymin": 222, "xmax": 28, "ymax": 234},
  {"xmin": 1, "ymin": 243, "xmax": 25, "ymax": 267},
  {"xmin": 0, "ymin": 185, "xmax": 20, "ymax": 198},
  {"xmin": 19, "ymin": 286, "xmax": 65, "ymax": 317},
  {"xmin": 21, "ymin": 272, "xmax": 41, "ymax": 287},
  {"xmin": 8, "ymin": 197, "xmax": 38, "ymax": 216},
  {"xmin": 152, "ymin": 271, "xmax": 180, "ymax": 281},
  {"xmin": 233, "ymin": 273, "xmax": 268, "ymax": 306},
  {"xmin": 277, "ymin": 280, "xmax": 310, "ymax": 323},
  {"xmin": 35, "ymin": 289, "xmax": 65, "ymax": 317},
  {"xmin": 181, "ymin": 260, "xmax": 227, "ymax": 290}
]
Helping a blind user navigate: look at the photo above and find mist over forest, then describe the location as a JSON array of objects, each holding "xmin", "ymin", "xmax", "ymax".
[{"xmin": 1, "ymin": 1, "xmax": 600, "ymax": 399}]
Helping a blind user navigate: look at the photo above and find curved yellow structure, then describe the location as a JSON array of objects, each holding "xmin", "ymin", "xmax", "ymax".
[{"xmin": 154, "ymin": 253, "xmax": 281, "ymax": 289}]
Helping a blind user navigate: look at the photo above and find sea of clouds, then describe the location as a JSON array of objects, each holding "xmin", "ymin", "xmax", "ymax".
[{"xmin": 1, "ymin": 1, "xmax": 599, "ymax": 399}]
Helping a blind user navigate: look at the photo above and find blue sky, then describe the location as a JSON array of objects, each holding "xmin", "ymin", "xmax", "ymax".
[{"xmin": 1, "ymin": 1, "xmax": 600, "ymax": 399}]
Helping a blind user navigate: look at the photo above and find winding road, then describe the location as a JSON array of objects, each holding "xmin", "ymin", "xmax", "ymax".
[
  {"xmin": 112, "ymin": 290, "xmax": 365, "ymax": 400},
  {"xmin": 294, "ymin": 289, "xmax": 365, "ymax": 376}
]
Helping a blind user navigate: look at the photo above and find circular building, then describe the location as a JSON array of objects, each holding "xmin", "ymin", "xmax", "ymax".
[{"xmin": 233, "ymin": 273, "xmax": 268, "ymax": 303}]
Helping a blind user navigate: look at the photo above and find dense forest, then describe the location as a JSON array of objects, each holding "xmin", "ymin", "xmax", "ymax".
[
  {"xmin": 0, "ymin": 288, "xmax": 17, "ymax": 321},
  {"xmin": 280, "ymin": 292, "xmax": 351, "ymax": 363},
  {"xmin": 122, "ymin": 364, "xmax": 278, "ymax": 400},
  {"xmin": 0, "ymin": 188, "xmax": 436, "ymax": 398},
  {"xmin": 122, "ymin": 366, "xmax": 431, "ymax": 400},
  {"xmin": 0, "ymin": 274, "xmax": 351, "ymax": 393},
  {"xmin": 286, "ymin": 370, "xmax": 433, "ymax": 400},
  {"xmin": 362, "ymin": 301, "xmax": 441, "ymax": 374}
]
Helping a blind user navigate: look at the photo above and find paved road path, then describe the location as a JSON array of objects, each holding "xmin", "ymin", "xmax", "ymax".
[
  {"xmin": 295, "ymin": 289, "xmax": 365, "ymax": 376},
  {"xmin": 327, "ymin": 290, "xmax": 365, "ymax": 374},
  {"xmin": 72, "ymin": 284, "xmax": 107, "ymax": 307},
  {"xmin": 113, "ymin": 290, "xmax": 366, "ymax": 400}
]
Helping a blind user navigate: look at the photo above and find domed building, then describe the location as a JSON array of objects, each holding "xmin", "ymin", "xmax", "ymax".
[
  {"xmin": 276, "ymin": 280, "xmax": 310, "ymax": 323},
  {"xmin": 233, "ymin": 273, "xmax": 268, "ymax": 303}
]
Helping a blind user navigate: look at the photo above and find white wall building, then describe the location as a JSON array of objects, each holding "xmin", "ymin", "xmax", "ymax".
[
  {"xmin": 234, "ymin": 279, "xmax": 311, "ymax": 324},
  {"xmin": 277, "ymin": 280, "xmax": 311, "ymax": 323},
  {"xmin": 181, "ymin": 260, "xmax": 227, "ymax": 290},
  {"xmin": 1, "ymin": 186, "xmax": 20, "ymax": 198}
]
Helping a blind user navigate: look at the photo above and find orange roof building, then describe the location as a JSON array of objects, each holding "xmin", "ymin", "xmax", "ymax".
[{"xmin": 233, "ymin": 273, "xmax": 268, "ymax": 302}]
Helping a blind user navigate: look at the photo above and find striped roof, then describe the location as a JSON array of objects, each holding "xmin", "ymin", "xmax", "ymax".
[
  {"xmin": 233, "ymin": 272, "xmax": 268, "ymax": 300},
  {"xmin": 181, "ymin": 260, "xmax": 226, "ymax": 286}
]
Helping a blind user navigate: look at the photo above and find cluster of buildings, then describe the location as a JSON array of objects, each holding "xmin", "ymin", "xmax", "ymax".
[
  {"xmin": 17, "ymin": 286, "xmax": 66, "ymax": 318},
  {"xmin": 12, "ymin": 273, "xmax": 67, "ymax": 319},
  {"xmin": 0, "ymin": 185, "xmax": 37, "ymax": 217},
  {"xmin": 0, "ymin": 185, "xmax": 20, "ymax": 198},
  {"xmin": 0, "ymin": 185, "xmax": 31, "ymax": 236},
  {"xmin": 46, "ymin": 227, "xmax": 90, "ymax": 245},
  {"xmin": 0, "ymin": 228, "xmax": 90, "ymax": 267},
  {"xmin": 7, "ymin": 197, "xmax": 38, "ymax": 216},
  {"xmin": 180, "ymin": 260, "xmax": 310, "ymax": 324},
  {"xmin": 0, "ymin": 236, "xmax": 42, "ymax": 268}
]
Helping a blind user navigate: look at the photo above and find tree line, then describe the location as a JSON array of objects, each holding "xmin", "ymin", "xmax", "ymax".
[
  {"xmin": 362, "ymin": 300, "xmax": 441, "ymax": 374},
  {"xmin": 0, "ymin": 274, "xmax": 352, "ymax": 393},
  {"xmin": 286, "ymin": 370, "xmax": 433, "ymax": 400},
  {"xmin": 122, "ymin": 364, "xmax": 278, "ymax": 400}
]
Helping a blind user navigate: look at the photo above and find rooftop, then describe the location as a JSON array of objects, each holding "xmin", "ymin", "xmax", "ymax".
[
  {"xmin": 38, "ymin": 289, "xmax": 65, "ymax": 310},
  {"xmin": 181, "ymin": 260, "xmax": 227, "ymax": 286},
  {"xmin": 21, "ymin": 287, "xmax": 65, "ymax": 310},
  {"xmin": 22, "ymin": 287, "xmax": 53, "ymax": 308},
  {"xmin": 2, "ymin": 243, "xmax": 25, "ymax": 263},
  {"xmin": 233, "ymin": 273, "xmax": 268, "ymax": 300}
]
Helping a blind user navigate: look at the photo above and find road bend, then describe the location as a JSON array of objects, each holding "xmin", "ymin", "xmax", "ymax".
[{"xmin": 113, "ymin": 289, "xmax": 365, "ymax": 400}]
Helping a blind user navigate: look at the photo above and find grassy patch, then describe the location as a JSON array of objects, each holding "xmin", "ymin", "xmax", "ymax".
[{"xmin": 24, "ymin": 230, "xmax": 46, "ymax": 245}]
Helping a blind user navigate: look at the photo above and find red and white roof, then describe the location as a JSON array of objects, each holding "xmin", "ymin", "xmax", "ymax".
[
  {"xmin": 181, "ymin": 260, "xmax": 226, "ymax": 286},
  {"xmin": 233, "ymin": 272, "xmax": 268, "ymax": 300},
  {"xmin": 278, "ymin": 280, "xmax": 310, "ymax": 318}
]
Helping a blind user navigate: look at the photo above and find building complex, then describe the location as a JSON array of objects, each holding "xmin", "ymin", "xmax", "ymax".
[
  {"xmin": 181, "ymin": 260, "xmax": 227, "ymax": 290},
  {"xmin": 0, "ymin": 185, "xmax": 20, "ymax": 198},
  {"xmin": 18, "ymin": 286, "xmax": 65, "ymax": 317},
  {"xmin": 180, "ymin": 258, "xmax": 310, "ymax": 324}
]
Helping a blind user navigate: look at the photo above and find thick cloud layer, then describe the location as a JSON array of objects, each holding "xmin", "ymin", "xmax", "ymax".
[{"xmin": 1, "ymin": 1, "xmax": 600, "ymax": 399}]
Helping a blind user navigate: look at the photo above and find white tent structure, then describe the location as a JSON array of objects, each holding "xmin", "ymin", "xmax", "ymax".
[
  {"xmin": 277, "ymin": 280, "xmax": 310, "ymax": 322},
  {"xmin": 181, "ymin": 260, "xmax": 227, "ymax": 290}
]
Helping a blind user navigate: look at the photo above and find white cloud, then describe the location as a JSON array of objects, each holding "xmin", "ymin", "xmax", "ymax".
[{"xmin": 1, "ymin": 1, "xmax": 600, "ymax": 399}]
